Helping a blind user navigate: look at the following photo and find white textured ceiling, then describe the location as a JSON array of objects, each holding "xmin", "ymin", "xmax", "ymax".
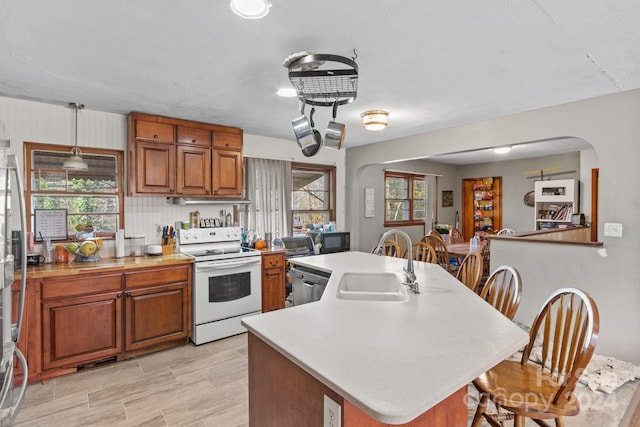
[{"xmin": 0, "ymin": 1, "xmax": 639, "ymax": 151}]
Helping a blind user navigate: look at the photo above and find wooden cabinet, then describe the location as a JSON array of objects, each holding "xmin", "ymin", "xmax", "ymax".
[
  {"xmin": 123, "ymin": 265, "xmax": 190, "ymax": 354},
  {"xmin": 177, "ymin": 144, "xmax": 212, "ymax": 195},
  {"xmin": 461, "ymin": 177, "xmax": 502, "ymax": 241},
  {"xmin": 261, "ymin": 251, "xmax": 285, "ymax": 312},
  {"xmin": 213, "ymin": 148, "xmax": 243, "ymax": 197},
  {"xmin": 129, "ymin": 112, "xmax": 243, "ymax": 198},
  {"xmin": 134, "ymin": 140, "xmax": 176, "ymax": 194},
  {"xmin": 31, "ymin": 262, "xmax": 192, "ymax": 382},
  {"xmin": 41, "ymin": 273, "xmax": 123, "ymax": 370},
  {"xmin": 534, "ymin": 179, "xmax": 579, "ymax": 230}
]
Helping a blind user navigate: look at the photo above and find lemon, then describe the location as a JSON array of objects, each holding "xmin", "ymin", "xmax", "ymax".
[{"xmin": 75, "ymin": 224, "xmax": 85, "ymax": 232}]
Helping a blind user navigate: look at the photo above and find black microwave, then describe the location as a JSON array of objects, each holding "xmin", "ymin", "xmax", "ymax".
[{"xmin": 309, "ymin": 231, "xmax": 350, "ymax": 254}]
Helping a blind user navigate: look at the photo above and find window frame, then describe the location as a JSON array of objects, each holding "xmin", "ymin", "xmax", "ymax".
[
  {"xmin": 24, "ymin": 141, "xmax": 125, "ymax": 240},
  {"xmin": 384, "ymin": 171, "xmax": 426, "ymax": 227},
  {"xmin": 291, "ymin": 162, "xmax": 336, "ymax": 232}
]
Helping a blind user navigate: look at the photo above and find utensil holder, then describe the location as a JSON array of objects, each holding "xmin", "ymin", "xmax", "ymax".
[{"xmin": 162, "ymin": 238, "xmax": 175, "ymax": 255}]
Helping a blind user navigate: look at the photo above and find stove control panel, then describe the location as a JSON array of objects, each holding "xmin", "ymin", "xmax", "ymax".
[{"xmin": 179, "ymin": 227, "xmax": 242, "ymax": 244}]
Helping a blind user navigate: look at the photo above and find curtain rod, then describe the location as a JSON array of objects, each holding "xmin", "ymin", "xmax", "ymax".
[{"xmin": 383, "ymin": 168, "xmax": 443, "ymax": 177}]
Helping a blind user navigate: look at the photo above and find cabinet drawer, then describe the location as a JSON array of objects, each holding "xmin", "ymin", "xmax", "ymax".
[
  {"xmin": 178, "ymin": 126, "xmax": 212, "ymax": 147},
  {"xmin": 42, "ymin": 273, "xmax": 122, "ymax": 300},
  {"xmin": 135, "ymin": 120, "xmax": 175, "ymax": 143},
  {"xmin": 262, "ymin": 253, "xmax": 284, "ymax": 269},
  {"xmin": 125, "ymin": 265, "xmax": 190, "ymax": 288},
  {"xmin": 213, "ymin": 132, "xmax": 242, "ymax": 150}
]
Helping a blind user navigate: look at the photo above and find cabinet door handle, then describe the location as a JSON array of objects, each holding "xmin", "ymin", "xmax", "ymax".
[
  {"xmin": 125, "ymin": 292, "xmax": 131, "ymax": 297},
  {"xmin": 117, "ymin": 293, "xmax": 122, "ymax": 298},
  {"xmin": 169, "ymin": 188, "xmax": 174, "ymax": 193},
  {"xmin": 192, "ymin": 139, "xmax": 197, "ymax": 143},
  {"xmin": 225, "ymin": 143, "xmax": 230, "ymax": 147},
  {"xmin": 153, "ymin": 134, "xmax": 159, "ymax": 139}
]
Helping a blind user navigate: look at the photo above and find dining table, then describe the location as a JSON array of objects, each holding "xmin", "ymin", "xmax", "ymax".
[{"xmin": 446, "ymin": 239, "xmax": 487, "ymax": 257}]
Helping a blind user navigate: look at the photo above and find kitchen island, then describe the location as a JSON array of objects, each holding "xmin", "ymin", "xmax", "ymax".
[{"xmin": 242, "ymin": 251, "xmax": 528, "ymax": 426}]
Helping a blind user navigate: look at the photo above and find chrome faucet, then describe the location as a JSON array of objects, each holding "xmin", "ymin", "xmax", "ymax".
[{"xmin": 374, "ymin": 229, "xmax": 419, "ymax": 294}]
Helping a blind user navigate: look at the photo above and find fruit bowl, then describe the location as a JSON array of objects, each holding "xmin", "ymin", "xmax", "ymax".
[{"xmin": 66, "ymin": 238, "xmax": 103, "ymax": 263}]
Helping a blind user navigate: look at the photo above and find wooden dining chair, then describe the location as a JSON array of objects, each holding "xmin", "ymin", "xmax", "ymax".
[
  {"xmin": 471, "ymin": 288, "xmax": 600, "ymax": 427},
  {"xmin": 427, "ymin": 229, "xmax": 443, "ymax": 240},
  {"xmin": 455, "ymin": 252, "xmax": 483, "ymax": 292},
  {"xmin": 479, "ymin": 265, "xmax": 522, "ymax": 320},
  {"xmin": 372, "ymin": 239, "xmax": 402, "ymax": 257},
  {"xmin": 404, "ymin": 242, "xmax": 437, "ymax": 263},
  {"xmin": 479, "ymin": 239, "xmax": 491, "ymax": 288},
  {"xmin": 449, "ymin": 228, "xmax": 464, "ymax": 243},
  {"xmin": 496, "ymin": 228, "xmax": 516, "ymax": 236},
  {"xmin": 421, "ymin": 235, "xmax": 452, "ymax": 273}
]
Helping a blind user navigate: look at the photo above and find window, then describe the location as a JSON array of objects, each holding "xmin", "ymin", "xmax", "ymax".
[
  {"xmin": 384, "ymin": 171, "xmax": 425, "ymax": 226},
  {"xmin": 25, "ymin": 142, "xmax": 124, "ymax": 240},
  {"xmin": 291, "ymin": 163, "xmax": 336, "ymax": 233}
]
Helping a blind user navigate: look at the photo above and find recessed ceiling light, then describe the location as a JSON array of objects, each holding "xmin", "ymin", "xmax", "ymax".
[
  {"xmin": 276, "ymin": 87, "xmax": 297, "ymax": 97},
  {"xmin": 493, "ymin": 146, "xmax": 511, "ymax": 154}
]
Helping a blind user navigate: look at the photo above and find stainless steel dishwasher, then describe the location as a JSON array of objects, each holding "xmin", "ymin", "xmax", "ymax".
[{"xmin": 289, "ymin": 265, "xmax": 331, "ymax": 306}]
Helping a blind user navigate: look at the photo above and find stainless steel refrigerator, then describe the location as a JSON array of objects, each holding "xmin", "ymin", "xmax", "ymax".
[{"xmin": 0, "ymin": 137, "xmax": 28, "ymax": 424}]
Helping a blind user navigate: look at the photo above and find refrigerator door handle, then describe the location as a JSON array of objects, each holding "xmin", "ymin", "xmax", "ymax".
[
  {"xmin": 0, "ymin": 347, "xmax": 28, "ymax": 421},
  {"xmin": 8, "ymin": 154, "xmax": 27, "ymax": 342}
]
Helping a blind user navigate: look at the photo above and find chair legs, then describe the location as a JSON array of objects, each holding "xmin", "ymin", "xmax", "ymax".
[{"xmin": 470, "ymin": 394, "xmax": 488, "ymax": 427}]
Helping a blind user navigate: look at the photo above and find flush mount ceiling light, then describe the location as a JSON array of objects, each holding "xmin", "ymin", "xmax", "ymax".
[
  {"xmin": 361, "ymin": 110, "xmax": 389, "ymax": 131},
  {"xmin": 63, "ymin": 102, "xmax": 88, "ymax": 171},
  {"xmin": 493, "ymin": 146, "xmax": 512, "ymax": 154},
  {"xmin": 230, "ymin": 0, "xmax": 271, "ymax": 19}
]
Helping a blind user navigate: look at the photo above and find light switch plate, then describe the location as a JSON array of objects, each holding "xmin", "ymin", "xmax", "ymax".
[
  {"xmin": 603, "ymin": 222, "xmax": 623, "ymax": 237},
  {"xmin": 324, "ymin": 395, "xmax": 341, "ymax": 427}
]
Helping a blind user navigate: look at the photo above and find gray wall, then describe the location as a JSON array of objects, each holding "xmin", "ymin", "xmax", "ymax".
[{"xmin": 345, "ymin": 89, "xmax": 640, "ymax": 364}]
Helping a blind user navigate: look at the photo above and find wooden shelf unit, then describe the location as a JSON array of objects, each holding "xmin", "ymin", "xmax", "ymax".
[{"xmin": 534, "ymin": 179, "xmax": 579, "ymax": 230}]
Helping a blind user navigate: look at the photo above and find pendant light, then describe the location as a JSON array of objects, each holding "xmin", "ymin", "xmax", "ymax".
[{"xmin": 63, "ymin": 102, "xmax": 88, "ymax": 171}]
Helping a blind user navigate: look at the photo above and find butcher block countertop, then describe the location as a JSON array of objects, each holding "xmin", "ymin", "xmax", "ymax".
[
  {"xmin": 242, "ymin": 251, "xmax": 528, "ymax": 424},
  {"xmin": 16, "ymin": 253, "xmax": 194, "ymax": 279}
]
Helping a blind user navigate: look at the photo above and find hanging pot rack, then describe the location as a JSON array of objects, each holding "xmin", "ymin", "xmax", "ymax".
[{"xmin": 287, "ymin": 53, "xmax": 358, "ymax": 107}]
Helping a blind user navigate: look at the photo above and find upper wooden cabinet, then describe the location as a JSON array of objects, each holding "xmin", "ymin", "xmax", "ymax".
[{"xmin": 129, "ymin": 112, "xmax": 243, "ymax": 197}]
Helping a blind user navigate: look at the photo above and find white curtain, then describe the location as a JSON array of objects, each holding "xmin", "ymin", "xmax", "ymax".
[{"xmin": 245, "ymin": 158, "xmax": 291, "ymax": 237}]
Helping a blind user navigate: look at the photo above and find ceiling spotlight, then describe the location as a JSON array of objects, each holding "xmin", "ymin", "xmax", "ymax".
[
  {"xmin": 230, "ymin": 0, "xmax": 271, "ymax": 19},
  {"xmin": 493, "ymin": 146, "xmax": 512, "ymax": 154},
  {"xmin": 361, "ymin": 110, "xmax": 389, "ymax": 131},
  {"xmin": 276, "ymin": 87, "xmax": 297, "ymax": 97}
]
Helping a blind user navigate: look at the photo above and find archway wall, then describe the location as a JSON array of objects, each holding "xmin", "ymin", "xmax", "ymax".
[{"xmin": 345, "ymin": 89, "xmax": 640, "ymax": 363}]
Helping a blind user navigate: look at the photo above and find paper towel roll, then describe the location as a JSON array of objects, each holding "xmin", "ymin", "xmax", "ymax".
[{"xmin": 115, "ymin": 229, "xmax": 125, "ymax": 258}]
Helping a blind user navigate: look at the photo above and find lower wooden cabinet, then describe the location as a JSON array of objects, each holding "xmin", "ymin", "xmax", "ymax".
[
  {"xmin": 124, "ymin": 266, "xmax": 190, "ymax": 354},
  {"xmin": 42, "ymin": 290, "xmax": 123, "ymax": 370},
  {"xmin": 261, "ymin": 252, "xmax": 285, "ymax": 312},
  {"xmin": 33, "ymin": 263, "xmax": 192, "ymax": 382}
]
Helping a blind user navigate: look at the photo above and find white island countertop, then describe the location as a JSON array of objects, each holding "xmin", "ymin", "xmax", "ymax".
[{"xmin": 242, "ymin": 251, "xmax": 528, "ymax": 424}]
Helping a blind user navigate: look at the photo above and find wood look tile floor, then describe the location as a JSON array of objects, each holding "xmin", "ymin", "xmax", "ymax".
[
  {"xmin": 15, "ymin": 334, "xmax": 249, "ymax": 427},
  {"xmin": 14, "ymin": 332, "xmax": 639, "ymax": 426}
]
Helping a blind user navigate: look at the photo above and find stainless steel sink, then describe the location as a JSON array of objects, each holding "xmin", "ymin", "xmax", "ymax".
[{"xmin": 336, "ymin": 272, "xmax": 409, "ymax": 302}]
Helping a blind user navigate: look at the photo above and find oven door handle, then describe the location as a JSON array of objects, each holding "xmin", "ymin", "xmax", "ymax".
[{"xmin": 196, "ymin": 257, "xmax": 261, "ymax": 271}]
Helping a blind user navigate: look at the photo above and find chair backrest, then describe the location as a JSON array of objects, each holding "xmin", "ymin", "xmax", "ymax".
[
  {"xmin": 408, "ymin": 242, "xmax": 437, "ymax": 263},
  {"xmin": 480, "ymin": 239, "xmax": 491, "ymax": 284},
  {"xmin": 521, "ymin": 288, "xmax": 599, "ymax": 405},
  {"xmin": 372, "ymin": 239, "xmax": 402, "ymax": 257},
  {"xmin": 455, "ymin": 252, "xmax": 483, "ymax": 292},
  {"xmin": 427, "ymin": 229, "xmax": 443, "ymax": 240},
  {"xmin": 496, "ymin": 228, "xmax": 516, "ymax": 236},
  {"xmin": 449, "ymin": 228, "xmax": 464, "ymax": 243},
  {"xmin": 479, "ymin": 265, "xmax": 522, "ymax": 320},
  {"xmin": 421, "ymin": 235, "xmax": 451, "ymax": 272}
]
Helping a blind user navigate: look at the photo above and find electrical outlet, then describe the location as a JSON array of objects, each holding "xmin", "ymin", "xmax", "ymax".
[
  {"xmin": 603, "ymin": 222, "xmax": 623, "ymax": 237},
  {"xmin": 324, "ymin": 395, "xmax": 341, "ymax": 427}
]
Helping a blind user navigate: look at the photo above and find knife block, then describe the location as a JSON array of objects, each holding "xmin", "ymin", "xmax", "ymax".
[{"xmin": 162, "ymin": 238, "xmax": 175, "ymax": 255}]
